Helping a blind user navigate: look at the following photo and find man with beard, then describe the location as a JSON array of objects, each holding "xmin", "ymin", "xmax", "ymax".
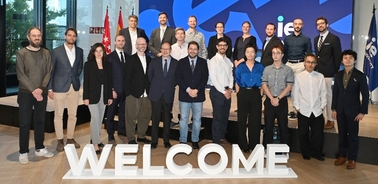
[
  {"xmin": 176, "ymin": 41, "xmax": 209, "ymax": 149},
  {"xmin": 119, "ymin": 15, "xmax": 149, "ymax": 55},
  {"xmin": 208, "ymin": 38, "xmax": 233, "ymax": 145},
  {"xmin": 148, "ymin": 12, "xmax": 176, "ymax": 58},
  {"xmin": 124, "ymin": 37, "xmax": 152, "ymax": 144},
  {"xmin": 48, "ymin": 28, "xmax": 83, "ymax": 151},
  {"xmin": 17, "ymin": 27, "xmax": 53, "ymax": 164},
  {"xmin": 314, "ymin": 16, "xmax": 342, "ymax": 129},
  {"xmin": 185, "ymin": 16, "xmax": 207, "ymax": 59},
  {"xmin": 261, "ymin": 23, "xmax": 283, "ymax": 67},
  {"xmin": 284, "ymin": 18, "xmax": 312, "ymax": 119}
]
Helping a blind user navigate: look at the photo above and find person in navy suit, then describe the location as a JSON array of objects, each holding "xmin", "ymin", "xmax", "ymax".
[
  {"xmin": 175, "ymin": 41, "xmax": 209, "ymax": 149},
  {"xmin": 332, "ymin": 50, "xmax": 369, "ymax": 170},
  {"xmin": 260, "ymin": 23, "xmax": 283, "ymax": 67},
  {"xmin": 148, "ymin": 42, "xmax": 178, "ymax": 149},
  {"xmin": 106, "ymin": 35, "xmax": 128, "ymax": 143},
  {"xmin": 119, "ymin": 15, "xmax": 149, "ymax": 56},
  {"xmin": 148, "ymin": 12, "xmax": 176, "ymax": 58},
  {"xmin": 47, "ymin": 28, "xmax": 83, "ymax": 152}
]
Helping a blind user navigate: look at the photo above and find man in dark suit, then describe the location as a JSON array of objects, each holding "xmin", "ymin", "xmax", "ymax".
[
  {"xmin": 124, "ymin": 37, "xmax": 152, "ymax": 144},
  {"xmin": 47, "ymin": 28, "xmax": 83, "ymax": 152},
  {"xmin": 148, "ymin": 42, "xmax": 178, "ymax": 149},
  {"xmin": 207, "ymin": 22, "xmax": 232, "ymax": 59},
  {"xmin": 148, "ymin": 12, "xmax": 176, "ymax": 58},
  {"xmin": 314, "ymin": 17, "xmax": 342, "ymax": 129},
  {"xmin": 106, "ymin": 35, "xmax": 128, "ymax": 143},
  {"xmin": 261, "ymin": 23, "xmax": 283, "ymax": 67},
  {"xmin": 332, "ymin": 50, "xmax": 369, "ymax": 170},
  {"xmin": 119, "ymin": 15, "xmax": 149, "ymax": 56},
  {"xmin": 176, "ymin": 41, "xmax": 209, "ymax": 149}
]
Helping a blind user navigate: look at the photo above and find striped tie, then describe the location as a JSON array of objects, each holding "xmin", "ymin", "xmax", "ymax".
[{"xmin": 318, "ymin": 36, "xmax": 323, "ymax": 51}]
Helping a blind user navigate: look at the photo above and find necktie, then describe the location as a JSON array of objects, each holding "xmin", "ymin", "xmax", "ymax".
[
  {"xmin": 163, "ymin": 59, "xmax": 168, "ymax": 77},
  {"xmin": 120, "ymin": 52, "xmax": 125, "ymax": 63},
  {"xmin": 318, "ymin": 36, "xmax": 323, "ymax": 51},
  {"xmin": 160, "ymin": 28, "xmax": 165, "ymax": 41},
  {"xmin": 191, "ymin": 60, "xmax": 195, "ymax": 73}
]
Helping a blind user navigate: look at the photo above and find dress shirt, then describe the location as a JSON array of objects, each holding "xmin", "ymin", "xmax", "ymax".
[
  {"xmin": 293, "ymin": 70, "xmax": 327, "ymax": 118},
  {"xmin": 160, "ymin": 26, "xmax": 167, "ymax": 41},
  {"xmin": 235, "ymin": 61, "xmax": 264, "ymax": 88},
  {"xmin": 185, "ymin": 56, "xmax": 198, "ymax": 92},
  {"xmin": 138, "ymin": 54, "xmax": 148, "ymax": 97},
  {"xmin": 64, "ymin": 43, "xmax": 76, "ymax": 67},
  {"xmin": 261, "ymin": 63, "xmax": 294, "ymax": 96},
  {"xmin": 116, "ymin": 49, "xmax": 125, "ymax": 62},
  {"xmin": 263, "ymin": 36, "xmax": 272, "ymax": 51},
  {"xmin": 129, "ymin": 29, "xmax": 138, "ymax": 55},
  {"xmin": 343, "ymin": 68, "xmax": 353, "ymax": 89},
  {"xmin": 171, "ymin": 42, "xmax": 188, "ymax": 60},
  {"xmin": 185, "ymin": 29, "xmax": 207, "ymax": 59},
  {"xmin": 318, "ymin": 30, "xmax": 329, "ymax": 47},
  {"xmin": 284, "ymin": 33, "xmax": 312, "ymax": 60},
  {"xmin": 208, "ymin": 53, "xmax": 234, "ymax": 93}
]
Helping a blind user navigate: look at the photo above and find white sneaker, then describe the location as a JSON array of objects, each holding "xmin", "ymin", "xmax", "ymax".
[
  {"xmin": 35, "ymin": 147, "xmax": 54, "ymax": 158},
  {"xmin": 19, "ymin": 153, "xmax": 28, "ymax": 164}
]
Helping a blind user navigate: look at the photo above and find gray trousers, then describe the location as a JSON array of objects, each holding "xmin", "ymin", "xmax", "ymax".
[
  {"xmin": 125, "ymin": 95, "xmax": 151, "ymax": 141},
  {"xmin": 88, "ymin": 86, "xmax": 106, "ymax": 144}
]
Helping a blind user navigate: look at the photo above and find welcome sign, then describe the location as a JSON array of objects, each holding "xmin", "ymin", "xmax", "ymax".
[{"xmin": 63, "ymin": 143, "xmax": 297, "ymax": 179}]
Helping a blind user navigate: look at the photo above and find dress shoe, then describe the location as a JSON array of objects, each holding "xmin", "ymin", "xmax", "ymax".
[
  {"xmin": 170, "ymin": 121, "xmax": 179, "ymax": 128},
  {"xmin": 151, "ymin": 143, "xmax": 157, "ymax": 149},
  {"xmin": 164, "ymin": 142, "xmax": 172, "ymax": 149},
  {"xmin": 334, "ymin": 157, "xmax": 346, "ymax": 166},
  {"xmin": 220, "ymin": 139, "xmax": 229, "ymax": 145},
  {"xmin": 128, "ymin": 140, "xmax": 137, "ymax": 144},
  {"xmin": 98, "ymin": 143, "xmax": 105, "ymax": 148},
  {"xmin": 137, "ymin": 137, "xmax": 151, "ymax": 144},
  {"xmin": 108, "ymin": 135, "xmax": 115, "ymax": 141},
  {"xmin": 56, "ymin": 139, "xmax": 64, "ymax": 152},
  {"xmin": 242, "ymin": 149, "xmax": 250, "ymax": 153},
  {"xmin": 347, "ymin": 160, "xmax": 356, "ymax": 170},
  {"xmin": 312, "ymin": 156, "xmax": 325, "ymax": 161},
  {"xmin": 303, "ymin": 156, "xmax": 310, "ymax": 160},
  {"xmin": 192, "ymin": 142, "xmax": 200, "ymax": 149},
  {"xmin": 324, "ymin": 121, "xmax": 334, "ymax": 129},
  {"xmin": 95, "ymin": 149, "xmax": 102, "ymax": 155},
  {"xmin": 67, "ymin": 139, "xmax": 80, "ymax": 148}
]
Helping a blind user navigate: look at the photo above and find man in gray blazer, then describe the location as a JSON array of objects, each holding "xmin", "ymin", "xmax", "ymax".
[
  {"xmin": 148, "ymin": 12, "xmax": 176, "ymax": 58},
  {"xmin": 48, "ymin": 28, "xmax": 84, "ymax": 152}
]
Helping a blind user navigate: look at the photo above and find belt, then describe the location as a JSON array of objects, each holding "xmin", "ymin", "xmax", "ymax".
[
  {"xmin": 242, "ymin": 87, "xmax": 260, "ymax": 90},
  {"xmin": 287, "ymin": 59, "xmax": 304, "ymax": 63}
]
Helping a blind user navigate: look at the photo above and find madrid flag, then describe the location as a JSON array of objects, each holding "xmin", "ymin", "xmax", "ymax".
[{"xmin": 102, "ymin": 7, "xmax": 111, "ymax": 54}]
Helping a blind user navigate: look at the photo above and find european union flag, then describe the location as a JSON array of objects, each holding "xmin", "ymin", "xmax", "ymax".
[{"xmin": 364, "ymin": 5, "xmax": 378, "ymax": 91}]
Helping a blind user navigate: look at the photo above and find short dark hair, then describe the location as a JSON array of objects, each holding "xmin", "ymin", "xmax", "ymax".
[
  {"xmin": 158, "ymin": 12, "xmax": 168, "ymax": 19},
  {"xmin": 304, "ymin": 53, "xmax": 317, "ymax": 62},
  {"xmin": 242, "ymin": 21, "xmax": 251, "ymax": 27},
  {"xmin": 215, "ymin": 22, "xmax": 224, "ymax": 28},
  {"xmin": 175, "ymin": 27, "xmax": 185, "ymax": 33},
  {"xmin": 266, "ymin": 23, "xmax": 276, "ymax": 30},
  {"xmin": 244, "ymin": 43, "xmax": 257, "ymax": 54},
  {"xmin": 188, "ymin": 15, "xmax": 197, "ymax": 21},
  {"xmin": 316, "ymin": 16, "xmax": 328, "ymax": 25},
  {"xmin": 342, "ymin": 49, "xmax": 357, "ymax": 60},
  {"xmin": 216, "ymin": 37, "xmax": 227, "ymax": 45},
  {"xmin": 161, "ymin": 41, "xmax": 171, "ymax": 48},
  {"xmin": 65, "ymin": 28, "xmax": 77, "ymax": 36},
  {"xmin": 128, "ymin": 15, "xmax": 138, "ymax": 21},
  {"xmin": 87, "ymin": 43, "xmax": 107, "ymax": 61},
  {"xmin": 272, "ymin": 44, "xmax": 284, "ymax": 53},
  {"xmin": 188, "ymin": 41, "xmax": 199, "ymax": 50}
]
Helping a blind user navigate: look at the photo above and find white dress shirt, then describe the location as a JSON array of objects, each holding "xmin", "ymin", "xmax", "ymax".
[
  {"xmin": 171, "ymin": 42, "xmax": 188, "ymax": 60},
  {"xmin": 64, "ymin": 43, "xmax": 76, "ymax": 67},
  {"xmin": 129, "ymin": 29, "xmax": 138, "ymax": 55},
  {"xmin": 138, "ymin": 54, "xmax": 148, "ymax": 97},
  {"xmin": 293, "ymin": 70, "xmax": 327, "ymax": 118},
  {"xmin": 208, "ymin": 53, "xmax": 234, "ymax": 93}
]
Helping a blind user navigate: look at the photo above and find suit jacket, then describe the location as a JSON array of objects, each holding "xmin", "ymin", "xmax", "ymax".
[
  {"xmin": 261, "ymin": 35, "xmax": 283, "ymax": 67},
  {"xmin": 148, "ymin": 27, "xmax": 176, "ymax": 57},
  {"xmin": 233, "ymin": 35, "xmax": 257, "ymax": 61},
  {"xmin": 314, "ymin": 32, "xmax": 342, "ymax": 77},
  {"xmin": 83, "ymin": 60, "xmax": 112, "ymax": 104},
  {"xmin": 48, "ymin": 44, "xmax": 83, "ymax": 92},
  {"xmin": 119, "ymin": 27, "xmax": 149, "ymax": 55},
  {"xmin": 332, "ymin": 68, "xmax": 369, "ymax": 116},
  {"xmin": 124, "ymin": 53, "xmax": 152, "ymax": 98},
  {"xmin": 175, "ymin": 56, "xmax": 209, "ymax": 102},
  {"xmin": 108, "ymin": 50, "xmax": 129, "ymax": 94},
  {"xmin": 207, "ymin": 34, "xmax": 232, "ymax": 59},
  {"xmin": 148, "ymin": 57, "xmax": 178, "ymax": 103}
]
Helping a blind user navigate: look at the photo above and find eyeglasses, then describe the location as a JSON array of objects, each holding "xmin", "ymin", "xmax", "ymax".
[
  {"xmin": 305, "ymin": 61, "xmax": 317, "ymax": 65},
  {"xmin": 218, "ymin": 44, "xmax": 227, "ymax": 47}
]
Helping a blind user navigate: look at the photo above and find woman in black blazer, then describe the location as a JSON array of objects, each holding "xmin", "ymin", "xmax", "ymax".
[
  {"xmin": 83, "ymin": 43, "xmax": 113, "ymax": 154},
  {"xmin": 233, "ymin": 21, "xmax": 257, "ymax": 67}
]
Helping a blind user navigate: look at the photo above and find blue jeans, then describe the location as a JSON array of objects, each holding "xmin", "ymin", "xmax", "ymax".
[{"xmin": 179, "ymin": 101, "xmax": 203, "ymax": 142}]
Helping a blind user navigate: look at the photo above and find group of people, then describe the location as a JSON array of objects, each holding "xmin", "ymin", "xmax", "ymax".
[{"xmin": 16, "ymin": 13, "xmax": 368, "ymax": 171}]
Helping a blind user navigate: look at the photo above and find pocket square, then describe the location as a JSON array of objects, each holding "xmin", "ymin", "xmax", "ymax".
[{"xmin": 324, "ymin": 43, "xmax": 330, "ymax": 45}]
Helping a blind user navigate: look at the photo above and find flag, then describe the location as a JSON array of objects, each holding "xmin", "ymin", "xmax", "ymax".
[
  {"xmin": 116, "ymin": 7, "xmax": 124, "ymax": 35},
  {"xmin": 364, "ymin": 4, "xmax": 378, "ymax": 91},
  {"xmin": 102, "ymin": 7, "xmax": 111, "ymax": 54}
]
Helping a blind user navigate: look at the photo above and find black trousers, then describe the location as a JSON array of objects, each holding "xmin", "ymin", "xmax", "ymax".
[
  {"xmin": 337, "ymin": 109, "xmax": 359, "ymax": 160},
  {"xmin": 210, "ymin": 87, "xmax": 231, "ymax": 144},
  {"xmin": 106, "ymin": 92, "xmax": 126, "ymax": 137},
  {"xmin": 297, "ymin": 112, "xmax": 324, "ymax": 157},
  {"xmin": 263, "ymin": 96, "xmax": 289, "ymax": 148},
  {"xmin": 151, "ymin": 95, "xmax": 173, "ymax": 144},
  {"xmin": 237, "ymin": 88, "xmax": 262, "ymax": 150}
]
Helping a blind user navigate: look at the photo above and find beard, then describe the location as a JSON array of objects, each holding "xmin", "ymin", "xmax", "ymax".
[{"xmin": 29, "ymin": 40, "xmax": 41, "ymax": 48}]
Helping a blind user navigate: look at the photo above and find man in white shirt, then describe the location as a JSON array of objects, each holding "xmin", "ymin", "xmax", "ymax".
[
  {"xmin": 208, "ymin": 37, "xmax": 233, "ymax": 144},
  {"xmin": 293, "ymin": 53, "xmax": 327, "ymax": 161}
]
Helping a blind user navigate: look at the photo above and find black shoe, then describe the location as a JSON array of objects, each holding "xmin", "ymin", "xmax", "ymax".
[
  {"xmin": 137, "ymin": 137, "xmax": 151, "ymax": 144},
  {"xmin": 192, "ymin": 142, "xmax": 199, "ymax": 149},
  {"xmin": 95, "ymin": 149, "xmax": 102, "ymax": 155},
  {"xmin": 128, "ymin": 140, "xmax": 137, "ymax": 144},
  {"xmin": 98, "ymin": 143, "xmax": 105, "ymax": 148},
  {"xmin": 170, "ymin": 121, "xmax": 179, "ymax": 128},
  {"xmin": 151, "ymin": 143, "xmax": 157, "ymax": 149},
  {"xmin": 303, "ymin": 156, "xmax": 311, "ymax": 160},
  {"xmin": 243, "ymin": 149, "xmax": 250, "ymax": 153},
  {"xmin": 118, "ymin": 132, "xmax": 127, "ymax": 137},
  {"xmin": 288, "ymin": 111, "xmax": 297, "ymax": 120},
  {"xmin": 164, "ymin": 142, "xmax": 171, "ymax": 149},
  {"xmin": 108, "ymin": 135, "xmax": 115, "ymax": 141},
  {"xmin": 312, "ymin": 156, "xmax": 325, "ymax": 161}
]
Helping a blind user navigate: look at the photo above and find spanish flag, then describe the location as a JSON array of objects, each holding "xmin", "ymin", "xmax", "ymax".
[{"xmin": 116, "ymin": 7, "xmax": 124, "ymax": 35}]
